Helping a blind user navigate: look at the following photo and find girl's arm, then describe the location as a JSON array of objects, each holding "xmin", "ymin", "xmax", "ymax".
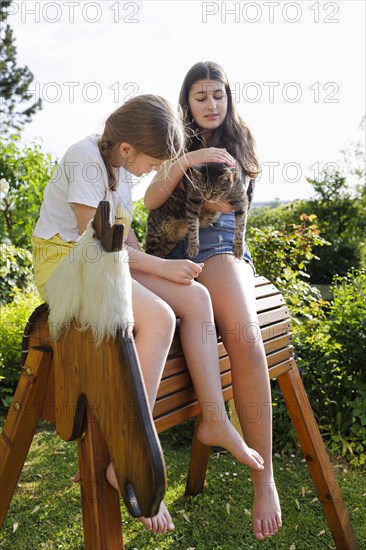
[
  {"xmin": 73, "ymin": 203, "xmax": 97, "ymax": 235},
  {"xmin": 127, "ymin": 245, "xmax": 203, "ymax": 285},
  {"xmin": 73, "ymin": 205, "xmax": 203, "ymax": 284},
  {"xmin": 125, "ymin": 228, "xmax": 203, "ymax": 285},
  {"xmin": 144, "ymin": 148, "xmax": 236, "ymax": 210}
]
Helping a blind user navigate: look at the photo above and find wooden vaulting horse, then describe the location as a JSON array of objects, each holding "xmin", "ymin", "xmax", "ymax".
[
  {"xmin": 0, "ymin": 202, "xmax": 166, "ymax": 547},
  {"xmin": 0, "ymin": 202, "xmax": 360, "ymax": 549}
]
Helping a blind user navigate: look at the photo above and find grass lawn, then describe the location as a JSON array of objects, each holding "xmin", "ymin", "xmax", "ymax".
[{"xmin": 0, "ymin": 419, "xmax": 365, "ymax": 550}]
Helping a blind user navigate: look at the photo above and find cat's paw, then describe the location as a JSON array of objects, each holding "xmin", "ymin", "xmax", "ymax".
[
  {"xmin": 187, "ymin": 244, "xmax": 199, "ymax": 258},
  {"xmin": 233, "ymin": 244, "xmax": 244, "ymax": 259}
]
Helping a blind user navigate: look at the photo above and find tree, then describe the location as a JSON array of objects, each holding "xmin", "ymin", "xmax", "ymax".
[
  {"xmin": 0, "ymin": 0, "xmax": 42, "ymax": 133},
  {"xmin": 248, "ymin": 166, "xmax": 365, "ymax": 284},
  {"xmin": 0, "ymin": 136, "xmax": 54, "ymax": 249},
  {"xmin": 304, "ymin": 169, "xmax": 364, "ymax": 283}
]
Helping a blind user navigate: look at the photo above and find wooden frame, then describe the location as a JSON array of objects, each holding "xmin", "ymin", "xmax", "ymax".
[{"xmin": 0, "ymin": 277, "xmax": 359, "ymax": 549}]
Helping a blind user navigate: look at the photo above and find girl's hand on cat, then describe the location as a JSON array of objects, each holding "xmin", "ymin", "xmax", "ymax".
[
  {"xmin": 185, "ymin": 148, "xmax": 236, "ymax": 168},
  {"xmin": 160, "ymin": 259, "xmax": 204, "ymax": 284}
]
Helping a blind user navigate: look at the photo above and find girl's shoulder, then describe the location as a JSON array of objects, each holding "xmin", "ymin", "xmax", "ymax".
[{"xmin": 62, "ymin": 135, "xmax": 101, "ymax": 163}]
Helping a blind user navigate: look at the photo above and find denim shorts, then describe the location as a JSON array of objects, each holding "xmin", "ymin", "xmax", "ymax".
[{"xmin": 165, "ymin": 213, "xmax": 255, "ymax": 273}]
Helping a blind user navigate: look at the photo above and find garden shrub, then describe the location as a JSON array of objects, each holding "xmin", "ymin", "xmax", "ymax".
[
  {"xmin": 247, "ymin": 213, "xmax": 329, "ymax": 315},
  {"xmin": 131, "ymin": 198, "xmax": 148, "ymax": 250},
  {"xmin": 0, "ymin": 289, "xmax": 42, "ymax": 410},
  {"xmin": 295, "ymin": 270, "xmax": 366, "ymax": 466},
  {"xmin": 0, "ymin": 136, "xmax": 54, "ymax": 250},
  {"xmin": 246, "ymin": 215, "xmax": 330, "ymax": 453},
  {"xmin": 0, "ymin": 243, "xmax": 37, "ymax": 304},
  {"xmin": 248, "ymin": 171, "xmax": 366, "ymax": 284}
]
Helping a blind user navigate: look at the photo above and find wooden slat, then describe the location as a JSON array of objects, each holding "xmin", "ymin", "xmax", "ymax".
[
  {"xmin": 157, "ymin": 371, "xmax": 193, "ymax": 398},
  {"xmin": 264, "ymin": 333, "xmax": 292, "ymax": 355},
  {"xmin": 218, "ymin": 357, "xmax": 231, "ymax": 374},
  {"xmin": 257, "ymin": 306, "xmax": 290, "ymax": 326},
  {"xmin": 162, "ymin": 340, "xmax": 229, "ymax": 380},
  {"xmin": 256, "ymin": 294, "xmax": 285, "ymax": 313},
  {"xmin": 254, "ymin": 275, "xmax": 270, "ymax": 287},
  {"xmin": 254, "ymin": 283, "xmax": 278, "ymax": 299},
  {"xmin": 166, "ymin": 337, "xmax": 183, "ymax": 356},
  {"xmin": 161, "ymin": 355, "xmax": 188, "ymax": 378},
  {"xmin": 219, "ymin": 328, "xmax": 292, "ymax": 361},
  {"xmin": 261, "ymin": 320, "xmax": 292, "ymax": 342},
  {"xmin": 155, "ymin": 401, "xmax": 201, "ymax": 433},
  {"xmin": 266, "ymin": 346, "xmax": 293, "ymax": 368},
  {"xmin": 155, "ymin": 367, "xmax": 233, "ymax": 421},
  {"xmin": 268, "ymin": 358, "xmax": 295, "ymax": 379},
  {"xmin": 155, "ymin": 380, "xmax": 237, "ymax": 434},
  {"xmin": 155, "ymin": 346, "xmax": 294, "ymax": 422},
  {"xmin": 154, "ymin": 387, "xmax": 197, "ymax": 418}
]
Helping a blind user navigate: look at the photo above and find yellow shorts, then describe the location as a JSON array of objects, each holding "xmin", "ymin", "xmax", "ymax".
[{"xmin": 32, "ymin": 234, "xmax": 75, "ymax": 299}]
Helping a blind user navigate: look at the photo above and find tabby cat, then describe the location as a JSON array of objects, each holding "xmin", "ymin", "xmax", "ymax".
[{"xmin": 146, "ymin": 162, "xmax": 253, "ymax": 259}]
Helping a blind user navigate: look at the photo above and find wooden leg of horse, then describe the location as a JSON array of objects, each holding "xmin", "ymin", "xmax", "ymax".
[
  {"xmin": 78, "ymin": 404, "xmax": 123, "ymax": 550},
  {"xmin": 0, "ymin": 347, "xmax": 52, "ymax": 527},
  {"xmin": 277, "ymin": 363, "xmax": 359, "ymax": 550},
  {"xmin": 185, "ymin": 415, "xmax": 212, "ymax": 496}
]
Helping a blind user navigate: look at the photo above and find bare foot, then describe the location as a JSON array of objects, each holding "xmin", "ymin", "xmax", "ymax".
[
  {"xmin": 105, "ymin": 463, "xmax": 175, "ymax": 535},
  {"xmin": 197, "ymin": 417, "xmax": 264, "ymax": 471},
  {"xmin": 251, "ymin": 473, "xmax": 282, "ymax": 540},
  {"xmin": 71, "ymin": 470, "xmax": 80, "ymax": 483},
  {"xmin": 139, "ymin": 501, "xmax": 175, "ymax": 534}
]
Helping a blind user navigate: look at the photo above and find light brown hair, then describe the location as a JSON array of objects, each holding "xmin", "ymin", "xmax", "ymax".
[{"xmin": 99, "ymin": 94, "xmax": 185, "ymax": 190}]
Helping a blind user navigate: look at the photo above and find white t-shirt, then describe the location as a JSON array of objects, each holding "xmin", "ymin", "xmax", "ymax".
[{"xmin": 33, "ymin": 135, "xmax": 134, "ymax": 242}]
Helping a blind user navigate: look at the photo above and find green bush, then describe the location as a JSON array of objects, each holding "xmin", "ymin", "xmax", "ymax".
[
  {"xmin": 132, "ymin": 198, "xmax": 148, "ymax": 249},
  {"xmin": 0, "ymin": 136, "xmax": 55, "ymax": 250},
  {"xmin": 295, "ymin": 270, "xmax": 366, "ymax": 466},
  {"xmin": 247, "ymin": 216, "xmax": 366, "ymax": 464},
  {"xmin": 248, "ymin": 171, "xmax": 366, "ymax": 284},
  {"xmin": 0, "ymin": 289, "xmax": 42, "ymax": 410},
  {"xmin": 0, "ymin": 243, "xmax": 37, "ymax": 304},
  {"xmin": 246, "ymin": 215, "xmax": 330, "ymax": 453},
  {"xmin": 247, "ymin": 213, "xmax": 329, "ymax": 317}
]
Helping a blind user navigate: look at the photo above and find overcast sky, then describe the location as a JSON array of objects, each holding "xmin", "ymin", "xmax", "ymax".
[{"xmin": 8, "ymin": 0, "xmax": 366, "ymax": 201}]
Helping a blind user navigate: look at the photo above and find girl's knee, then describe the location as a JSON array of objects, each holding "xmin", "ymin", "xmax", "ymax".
[
  {"xmin": 188, "ymin": 282, "xmax": 213, "ymax": 311},
  {"xmin": 156, "ymin": 300, "xmax": 176, "ymax": 334},
  {"xmin": 136, "ymin": 298, "xmax": 176, "ymax": 340}
]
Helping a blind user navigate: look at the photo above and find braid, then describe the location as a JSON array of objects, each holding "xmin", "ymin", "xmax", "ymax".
[{"xmin": 98, "ymin": 136, "xmax": 118, "ymax": 192}]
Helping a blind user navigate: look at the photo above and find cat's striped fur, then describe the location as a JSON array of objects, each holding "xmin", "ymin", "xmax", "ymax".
[{"xmin": 146, "ymin": 162, "xmax": 253, "ymax": 260}]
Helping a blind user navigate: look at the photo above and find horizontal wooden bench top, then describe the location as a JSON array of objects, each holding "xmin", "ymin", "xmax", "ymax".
[{"xmin": 21, "ymin": 276, "xmax": 294, "ymax": 433}]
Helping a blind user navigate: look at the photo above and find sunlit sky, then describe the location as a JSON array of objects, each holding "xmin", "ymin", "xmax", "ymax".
[{"xmin": 7, "ymin": 0, "xmax": 366, "ymax": 201}]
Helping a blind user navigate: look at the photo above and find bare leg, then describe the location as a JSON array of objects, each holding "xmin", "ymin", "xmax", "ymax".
[
  {"xmin": 132, "ymin": 270, "xmax": 264, "ymax": 471},
  {"xmin": 106, "ymin": 279, "xmax": 176, "ymax": 533},
  {"xmin": 197, "ymin": 255, "xmax": 282, "ymax": 540}
]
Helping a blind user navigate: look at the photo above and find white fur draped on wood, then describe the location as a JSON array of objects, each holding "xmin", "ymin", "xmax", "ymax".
[{"xmin": 45, "ymin": 222, "xmax": 134, "ymax": 345}]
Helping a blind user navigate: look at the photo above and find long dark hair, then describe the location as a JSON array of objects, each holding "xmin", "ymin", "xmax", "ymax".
[
  {"xmin": 179, "ymin": 61, "xmax": 260, "ymax": 179},
  {"xmin": 99, "ymin": 94, "xmax": 185, "ymax": 190}
]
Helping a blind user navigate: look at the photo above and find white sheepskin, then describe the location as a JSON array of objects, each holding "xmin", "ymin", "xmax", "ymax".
[{"xmin": 45, "ymin": 222, "xmax": 134, "ymax": 345}]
